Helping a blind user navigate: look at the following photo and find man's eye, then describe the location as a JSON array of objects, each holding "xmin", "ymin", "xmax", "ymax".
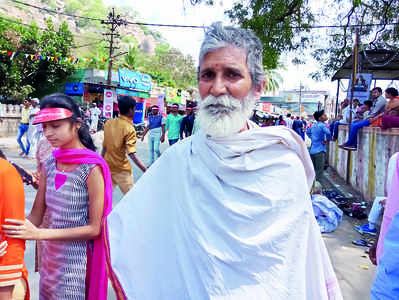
[
  {"xmin": 227, "ymin": 72, "xmax": 241, "ymax": 79},
  {"xmin": 200, "ymin": 72, "xmax": 214, "ymax": 80}
]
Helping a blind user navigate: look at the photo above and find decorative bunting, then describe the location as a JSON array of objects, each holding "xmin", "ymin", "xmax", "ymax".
[{"xmin": 0, "ymin": 50, "xmax": 114, "ymax": 64}]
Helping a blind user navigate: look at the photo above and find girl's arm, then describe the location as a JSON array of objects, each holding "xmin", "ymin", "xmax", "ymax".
[
  {"xmin": 3, "ymin": 166, "xmax": 105, "ymax": 241},
  {"xmin": 28, "ymin": 166, "xmax": 47, "ymax": 227}
]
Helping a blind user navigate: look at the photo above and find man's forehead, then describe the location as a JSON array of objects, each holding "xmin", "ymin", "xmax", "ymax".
[{"xmin": 199, "ymin": 46, "xmax": 248, "ymax": 70}]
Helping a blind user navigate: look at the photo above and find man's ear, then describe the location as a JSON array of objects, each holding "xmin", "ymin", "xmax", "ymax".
[{"xmin": 253, "ymin": 80, "xmax": 266, "ymax": 100}]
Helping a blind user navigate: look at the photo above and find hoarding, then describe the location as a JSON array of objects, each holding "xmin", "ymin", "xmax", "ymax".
[{"xmin": 118, "ymin": 69, "xmax": 152, "ymax": 92}]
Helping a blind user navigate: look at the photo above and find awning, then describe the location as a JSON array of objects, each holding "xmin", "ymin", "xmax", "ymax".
[{"xmin": 332, "ymin": 49, "xmax": 399, "ymax": 81}]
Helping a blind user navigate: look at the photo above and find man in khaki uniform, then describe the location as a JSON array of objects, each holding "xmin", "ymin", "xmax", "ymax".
[{"xmin": 102, "ymin": 96, "xmax": 147, "ymax": 194}]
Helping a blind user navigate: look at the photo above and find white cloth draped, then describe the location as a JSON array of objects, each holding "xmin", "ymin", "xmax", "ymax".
[{"xmin": 107, "ymin": 124, "xmax": 342, "ymax": 300}]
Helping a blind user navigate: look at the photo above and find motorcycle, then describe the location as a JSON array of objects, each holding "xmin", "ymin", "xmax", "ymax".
[{"xmin": 134, "ymin": 122, "xmax": 146, "ymax": 138}]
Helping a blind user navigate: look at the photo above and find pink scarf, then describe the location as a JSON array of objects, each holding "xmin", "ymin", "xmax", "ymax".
[
  {"xmin": 377, "ymin": 155, "xmax": 399, "ymax": 263},
  {"xmin": 53, "ymin": 148, "xmax": 112, "ymax": 300}
]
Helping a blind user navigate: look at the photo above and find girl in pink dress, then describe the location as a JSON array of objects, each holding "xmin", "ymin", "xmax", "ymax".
[{"xmin": 3, "ymin": 94, "xmax": 112, "ymax": 300}]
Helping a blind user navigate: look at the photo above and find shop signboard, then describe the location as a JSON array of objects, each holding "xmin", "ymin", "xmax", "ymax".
[
  {"xmin": 103, "ymin": 89, "xmax": 114, "ymax": 118},
  {"xmin": 165, "ymin": 88, "xmax": 183, "ymax": 104},
  {"xmin": 65, "ymin": 83, "xmax": 84, "ymax": 96},
  {"xmin": 118, "ymin": 69, "xmax": 152, "ymax": 92},
  {"xmin": 116, "ymin": 89, "xmax": 149, "ymax": 98},
  {"xmin": 347, "ymin": 73, "xmax": 373, "ymax": 103},
  {"xmin": 262, "ymin": 103, "xmax": 272, "ymax": 113},
  {"xmin": 104, "ymin": 71, "xmax": 119, "ymax": 83}
]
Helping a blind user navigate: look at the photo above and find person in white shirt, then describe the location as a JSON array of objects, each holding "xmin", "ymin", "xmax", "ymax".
[
  {"xmin": 284, "ymin": 113, "xmax": 293, "ymax": 129},
  {"xmin": 89, "ymin": 103, "xmax": 101, "ymax": 133},
  {"xmin": 105, "ymin": 22, "xmax": 342, "ymax": 300},
  {"xmin": 27, "ymin": 98, "xmax": 41, "ymax": 158}
]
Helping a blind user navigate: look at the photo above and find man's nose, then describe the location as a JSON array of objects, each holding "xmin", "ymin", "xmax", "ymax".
[{"xmin": 209, "ymin": 75, "xmax": 227, "ymax": 97}]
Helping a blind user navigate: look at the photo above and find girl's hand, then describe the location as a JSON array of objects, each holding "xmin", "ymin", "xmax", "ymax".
[
  {"xmin": 2, "ymin": 219, "xmax": 41, "ymax": 240},
  {"xmin": 0, "ymin": 240, "xmax": 7, "ymax": 257}
]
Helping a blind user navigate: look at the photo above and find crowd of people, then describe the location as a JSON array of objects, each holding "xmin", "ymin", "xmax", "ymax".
[{"xmin": 1, "ymin": 22, "xmax": 398, "ymax": 300}]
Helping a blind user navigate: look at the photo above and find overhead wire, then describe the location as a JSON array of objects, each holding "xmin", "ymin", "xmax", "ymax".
[{"xmin": 7, "ymin": 0, "xmax": 399, "ymax": 30}]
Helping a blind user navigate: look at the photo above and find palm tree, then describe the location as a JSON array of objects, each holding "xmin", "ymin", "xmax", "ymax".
[{"xmin": 264, "ymin": 69, "xmax": 283, "ymax": 93}]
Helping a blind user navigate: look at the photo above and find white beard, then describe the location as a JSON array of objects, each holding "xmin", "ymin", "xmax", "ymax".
[{"xmin": 196, "ymin": 93, "xmax": 256, "ymax": 138}]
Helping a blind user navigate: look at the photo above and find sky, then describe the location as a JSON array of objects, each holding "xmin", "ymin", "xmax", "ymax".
[{"xmin": 102, "ymin": 0, "xmax": 395, "ymax": 97}]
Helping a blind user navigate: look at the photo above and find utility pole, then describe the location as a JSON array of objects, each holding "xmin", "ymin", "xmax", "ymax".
[
  {"xmin": 346, "ymin": 28, "xmax": 360, "ymax": 184},
  {"xmin": 299, "ymin": 81, "xmax": 303, "ymax": 118},
  {"xmin": 102, "ymin": 8, "xmax": 127, "ymax": 86}
]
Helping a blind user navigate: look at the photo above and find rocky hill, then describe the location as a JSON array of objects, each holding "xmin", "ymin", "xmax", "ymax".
[{"xmin": 0, "ymin": 0, "xmax": 160, "ymax": 56}]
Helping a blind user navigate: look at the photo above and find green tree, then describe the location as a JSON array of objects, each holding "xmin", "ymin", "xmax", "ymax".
[
  {"xmin": 0, "ymin": 17, "xmax": 76, "ymax": 101},
  {"xmin": 311, "ymin": 0, "xmax": 399, "ymax": 79},
  {"xmin": 190, "ymin": 0, "xmax": 313, "ymax": 70},
  {"xmin": 264, "ymin": 69, "xmax": 283, "ymax": 92},
  {"xmin": 226, "ymin": 0, "xmax": 313, "ymax": 70}
]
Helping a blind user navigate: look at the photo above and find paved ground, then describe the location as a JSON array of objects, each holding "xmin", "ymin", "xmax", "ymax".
[{"xmin": 2, "ymin": 134, "xmax": 376, "ymax": 299}]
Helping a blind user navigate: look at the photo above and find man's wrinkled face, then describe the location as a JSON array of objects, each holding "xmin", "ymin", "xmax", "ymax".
[
  {"xmin": 198, "ymin": 46, "xmax": 253, "ymax": 100},
  {"xmin": 196, "ymin": 47, "xmax": 262, "ymax": 138}
]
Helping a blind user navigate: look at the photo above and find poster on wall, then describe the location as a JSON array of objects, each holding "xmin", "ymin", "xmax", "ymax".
[
  {"xmin": 157, "ymin": 95, "xmax": 165, "ymax": 114},
  {"xmin": 103, "ymin": 89, "xmax": 114, "ymax": 119},
  {"xmin": 133, "ymin": 100, "xmax": 146, "ymax": 124},
  {"xmin": 347, "ymin": 73, "xmax": 373, "ymax": 103}
]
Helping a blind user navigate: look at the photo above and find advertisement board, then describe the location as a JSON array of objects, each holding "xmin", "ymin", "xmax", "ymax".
[
  {"xmin": 165, "ymin": 88, "xmax": 183, "ymax": 104},
  {"xmin": 118, "ymin": 69, "xmax": 152, "ymax": 92},
  {"xmin": 65, "ymin": 83, "xmax": 84, "ymax": 96},
  {"xmin": 157, "ymin": 95, "xmax": 165, "ymax": 114},
  {"xmin": 103, "ymin": 89, "xmax": 114, "ymax": 118},
  {"xmin": 133, "ymin": 100, "xmax": 146, "ymax": 124},
  {"xmin": 347, "ymin": 73, "xmax": 373, "ymax": 103}
]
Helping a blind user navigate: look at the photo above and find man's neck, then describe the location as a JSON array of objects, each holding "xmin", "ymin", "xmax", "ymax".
[{"xmin": 172, "ymin": 112, "xmax": 178, "ymax": 116}]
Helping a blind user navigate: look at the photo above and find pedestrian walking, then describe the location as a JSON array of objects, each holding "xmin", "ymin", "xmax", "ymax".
[
  {"xmin": 141, "ymin": 105, "xmax": 165, "ymax": 166},
  {"xmin": 17, "ymin": 99, "xmax": 31, "ymax": 156},
  {"xmin": 292, "ymin": 116, "xmax": 305, "ymax": 140},
  {"xmin": 307, "ymin": 110, "xmax": 331, "ymax": 181},
  {"xmin": 89, "ymin": 102, "xmax": 101, "ymax": 133},
  {"xmin": 105, "ymin": 22, "xmax": 342, "ymax": 300},
  {"xmin": 0, "ymin": 157, "xmax": 29, "ymax": 300},
  {"xmin": 26, "ymin": 98, "xmax": 40, "ymax": 159},
  {"xmin": 180, "ymin": 106, "xmax": 195, "ymax": 139},
  {"xmin": 165, "ymin": 103, "xmax": 183, "ymax": 146},
  {"xmin": 3, "ymin": 94, "xmax": 112, "ymax": 300},
  {"xmin": 102, "ymin": 96, "xmax": 147, "ymax": 195}
]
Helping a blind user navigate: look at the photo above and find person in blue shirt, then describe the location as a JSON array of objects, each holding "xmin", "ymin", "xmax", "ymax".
[
  {"xmin": 141, "ymin": 105, "xmax": 165, "ymax": 166},
  {"xmin": 307, "ymin": 110, "xmax": 331, "ymax": 181}
]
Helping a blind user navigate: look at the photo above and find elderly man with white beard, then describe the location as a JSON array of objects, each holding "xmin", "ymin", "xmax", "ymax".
[{"xmin": 105, "ymin": 22, "xmax": 343, "ymax": 300}]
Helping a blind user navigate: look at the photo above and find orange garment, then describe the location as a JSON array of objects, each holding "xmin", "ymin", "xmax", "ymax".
[{"xmin": 0, "ymin": 158, "xmax": 29, "ymax": 299}]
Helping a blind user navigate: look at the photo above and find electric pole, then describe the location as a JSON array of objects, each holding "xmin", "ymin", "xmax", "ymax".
[{"xmin": 102, "ymin": 8, "xmax": 127, "ymax": 86}]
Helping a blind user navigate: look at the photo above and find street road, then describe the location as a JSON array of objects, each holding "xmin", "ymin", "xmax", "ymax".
[{"xmin": 3, "ymin": 134, "xmax": 376, "ymax": 299}]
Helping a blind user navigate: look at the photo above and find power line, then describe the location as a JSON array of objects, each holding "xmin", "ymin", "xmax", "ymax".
[{"xmin": 7, "ymin": 0, "xmax": 399, "ymax": 30}]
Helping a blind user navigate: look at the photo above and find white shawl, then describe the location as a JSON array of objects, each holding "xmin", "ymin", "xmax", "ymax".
[{"xmin": 107, "ymin": 124, "xmax": 342, "ymax": 300}]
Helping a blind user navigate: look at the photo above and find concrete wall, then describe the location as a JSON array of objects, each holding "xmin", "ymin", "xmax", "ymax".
[
  {"xmin": 329, "ymin": 125, "xmax": 399, "ymax": 203},
  {"xmin": 0, "ymin": 104, "xmax": 22, "ymax": 137}
]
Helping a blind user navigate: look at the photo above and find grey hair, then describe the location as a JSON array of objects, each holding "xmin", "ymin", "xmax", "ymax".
[{"xmin": 198, "ymin": 22, "xmax": 265, "ymax": 87}]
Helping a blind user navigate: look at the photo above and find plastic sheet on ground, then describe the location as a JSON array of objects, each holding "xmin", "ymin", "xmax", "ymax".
[{"xmin": 312, "ymin": 194, "xmax": 343, "ymax": 233}]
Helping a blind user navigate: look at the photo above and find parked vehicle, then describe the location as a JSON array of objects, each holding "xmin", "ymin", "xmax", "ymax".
[{"xmin": 134, "ymin": 122, "xmax": 146, "ymax": 138}]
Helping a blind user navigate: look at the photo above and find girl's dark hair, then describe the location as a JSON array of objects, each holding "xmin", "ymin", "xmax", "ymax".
[
  {"xmin": 385, "ymin": 87, "xmax": 399, "ymax": 97},
  {"xmin": 40, "ymin": 93, "xmax": 96, "ymax": 151}
]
